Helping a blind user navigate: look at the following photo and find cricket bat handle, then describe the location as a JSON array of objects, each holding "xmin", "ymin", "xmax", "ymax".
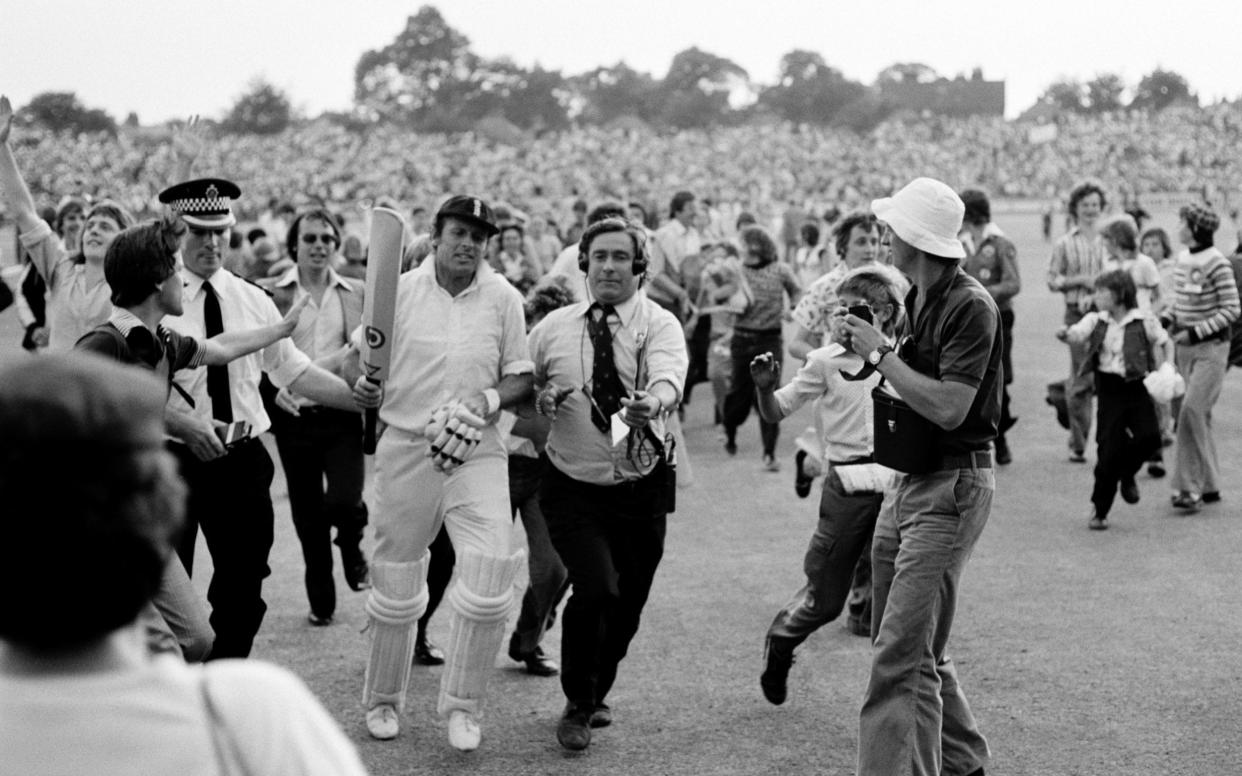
[{"xmin": 363, "ymin": 378, "xmax": 380, "ymax": 455}]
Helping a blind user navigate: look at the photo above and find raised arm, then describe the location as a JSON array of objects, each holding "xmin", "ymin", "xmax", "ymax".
[
  {"xmin": 170, "ymin": 115, "xmax": 205, "ymax": 183},
  {"xmin": 200, "ymin": 295, "xmax": 308, "ymax": 365},
  {"xmin": 0, "ymin": 96, "xmax": 42, "ymax": 233}
]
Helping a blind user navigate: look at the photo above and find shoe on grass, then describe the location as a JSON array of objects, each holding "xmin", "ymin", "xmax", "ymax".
[{"xmin": 366, "ymin": 704, "xmax": 400, "ymax": 740}]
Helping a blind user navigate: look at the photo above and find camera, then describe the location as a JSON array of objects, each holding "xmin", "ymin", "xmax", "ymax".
[
  {"xmin": 214, "ymin": 420, "xmax": 252, "ymax": 449},
  {"xmin": 848, "ymin": 303, "xmax": 873, "ymax": 324}
]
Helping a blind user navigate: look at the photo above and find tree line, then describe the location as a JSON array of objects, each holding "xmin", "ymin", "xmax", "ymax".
[{"xmin": 11, "ymin": 5, "xmax": 1209, "ymax": 137}]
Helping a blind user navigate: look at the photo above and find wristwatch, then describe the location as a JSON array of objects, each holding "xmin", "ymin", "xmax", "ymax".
[{"xmin": 867, "ymin": 345, "xmax": 894, "ymax": 367}]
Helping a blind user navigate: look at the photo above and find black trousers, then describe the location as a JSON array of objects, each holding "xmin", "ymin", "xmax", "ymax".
[
  {"xmin": 270, "ymin": 407, "xmax": 367, "ymax": 619},
  {"xmin": 1092, "ymin": 373, "xmax": 1161, "ymax": 516},
  {"xmin": 724, "ymin": 329, "xmax": 782, "ymax": 455},
  {"xmin": 173, "ymin": 438, "xmax": 275, "ymax": 659},
  {"xmin": 999, "ymin": 308, "xmax": 1016, "ymax": 433},
  {"xmin": 419, "ymin": 525, "xmax": 455, "ymax": 633},
  {"xmin": 540, "ymin": 462, "xmax": 667, "ymax": 711},
  {"xmin": 684, "ymin": 316, "xmax": 712, "ymax": 404}
]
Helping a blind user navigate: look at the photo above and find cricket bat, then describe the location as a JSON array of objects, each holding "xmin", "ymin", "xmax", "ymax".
[{"xmin": 360, "ymin": 206, "xmax": 405, "ymax": 454}]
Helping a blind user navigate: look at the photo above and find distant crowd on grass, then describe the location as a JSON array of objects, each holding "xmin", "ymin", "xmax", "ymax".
[{"xmin": 3, "ymin": 101, "xmax": 1241, "ymax": 247}]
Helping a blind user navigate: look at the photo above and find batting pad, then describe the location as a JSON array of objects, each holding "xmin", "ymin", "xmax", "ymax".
[
  {"xmin": 363, "ymin": 554, "xmax": 430, "ymax": 710},
  {"xmin": 437, "ymin": 548, "xmax": 527, "ymax": 717}
]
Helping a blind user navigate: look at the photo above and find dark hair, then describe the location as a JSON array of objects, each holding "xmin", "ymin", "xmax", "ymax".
[
  {"xmin": 1179, "ymin": 206, "xmax": 1217, "ymax": 249},
  {"xmin": 246, "ymin": 227, "xmax": 267, "ymax": 245},
  {"xmin": 800, "ymin": 222, "xmax": 820, "ymax": 246},
  {"xmin": 411, "ymin": 206, "xmax": 428, "ymax": 217},
  {"xmin": 628, "ymin": 201, "xmax": 649, "ymax": 225},
  {"xmin": 668, "ymin": 191, "xmax": 695, "ymax": 220},
  {"xmin": 1140, "ymin": 227, "xmax": 1172, "ymax": 260},
  {"xmin": 286, "ymin": 207, "xmax": 341, "ymax": 259},
  {"xmin": 833, "ymin": 211, "xmax": 879, "ymax": 261},
  {"xmin": 739, "ymin": 225, "xmax": 779, "ymax": 266},
  {"xmin": 721, "ymin": 242, "xmax": 740, "ymax": 259},
  {"xmin": 959, "ymin": 188, "xmax": 991, "ymax": 226},
  {"xmin": 0, "ymin": 354, "xmax": 183, "ymax": 649},
  {"xmin": 55, "ymin": 198, "xmax": 87, "ymax": 236},
  {"xmin": 578, "ymin": 217, "xmax": 648, "ymax": 274},
  {"xmin": 105, "ymin": 213, "xmax": 186, "ymax": 307},
  {"xmin": 499, "ymin": 223, "xmax": 525, "ymax": 248},
  {"xmin": 1067, "ymin": 179, "xmax": 1108, "ymax": 221},
  {"xmin": 735, "ymin": 211, "xmax": 757, "ymax": 231},
  {"xmin": 836, "ymin": 266, "xmax": 904, "ymax": 335},
  {"xmin": 587, "ymin": 202, "xmax": 627, "ymax": 225},
  {"xmin": 1094, "ymin": 268, "xmax": 1138, "ymax": 310},
  {"xmin": 1101, "ymin": 216, "xmax": 1138, "ymax": 253},
  {"xmin": 524, "ymin": 276, "xmax": 575, "ymax": 324}
]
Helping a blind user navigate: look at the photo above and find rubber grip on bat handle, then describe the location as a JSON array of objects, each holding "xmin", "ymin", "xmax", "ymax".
[{"xmin": 363, "ymin": 377, "xmax": 380, "ymax": 455}]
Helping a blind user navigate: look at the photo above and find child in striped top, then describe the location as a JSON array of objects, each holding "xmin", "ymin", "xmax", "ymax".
[{"xmin": 1165, "ymin": 203, "xmax": 1239, "ymax": 512}]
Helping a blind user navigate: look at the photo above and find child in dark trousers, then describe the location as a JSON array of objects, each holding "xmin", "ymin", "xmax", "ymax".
[{"xmin": 1061, "ymin": 269, "xmax": 1172, "ymax": 530}]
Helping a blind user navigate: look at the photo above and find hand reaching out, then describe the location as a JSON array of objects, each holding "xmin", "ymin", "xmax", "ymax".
[
  {"xmin": 749, "ymin": 352, "xmax": 780, "ymax": 392},
  {"xmin": 277, "ymin": 294, "xmax": 310, "ymax": 337},
  {"xmin": 0, "ymin": 96, "xmax": 14, "ymax": 145}
]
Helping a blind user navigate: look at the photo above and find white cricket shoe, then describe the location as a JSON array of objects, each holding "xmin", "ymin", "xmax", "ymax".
[
  {"xmin": 447, "ymin": 709, "xmax": 481, "ymax": 751},
  {"xmin": 366, "ymin": 704, "xmax": 399, "ymax": 740}
]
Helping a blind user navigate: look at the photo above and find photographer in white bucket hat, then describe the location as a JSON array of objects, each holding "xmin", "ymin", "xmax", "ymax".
[{"xmin": 841, "ymin": 177, "xmax": 1000, "ymax": 776}]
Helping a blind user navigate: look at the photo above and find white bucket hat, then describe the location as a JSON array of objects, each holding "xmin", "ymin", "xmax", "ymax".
[{"xmin": 871, "ymin": 178, "xmax": 966, "ymax": 260}]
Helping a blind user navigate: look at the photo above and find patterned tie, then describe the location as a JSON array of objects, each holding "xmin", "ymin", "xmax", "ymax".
[
  {"xmin": 202, "ymin": 281, "xmax": 233, "ymax": 423},
  {"xmin": 587, "ymin": 303, "xmax": 625, "ymax": 433}
]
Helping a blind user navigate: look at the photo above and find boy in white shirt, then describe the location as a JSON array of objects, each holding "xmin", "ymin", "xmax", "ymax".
[{"xmin": 750, "ymin": 267, "xmax": 903, "ymax": 705}]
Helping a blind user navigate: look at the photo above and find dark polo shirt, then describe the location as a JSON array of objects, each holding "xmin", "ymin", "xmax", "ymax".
[{"xmin": 900, "ymin": 264, "xmax": 1002, "ymax": 454}]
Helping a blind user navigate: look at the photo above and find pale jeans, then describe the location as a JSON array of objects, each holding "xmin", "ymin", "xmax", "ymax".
[
  {"xmin": 1172, "ymin": 339, "xmax": 1229, "ymax": 496},
  {"xmin": 1065, "ymin": 306, "xmax": 1095, "ymax": 454},
  {"xmin": 858, "ymin": 464, "xmax": 993, "ymax": 776}
]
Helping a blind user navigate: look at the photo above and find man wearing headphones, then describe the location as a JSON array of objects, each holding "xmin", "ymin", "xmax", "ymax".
[
  {"xmin": 261, "ymin": 208, "xmax": 371, "ymax": 628},
  {"xmin": 350, "ymin": 195, "xmax": 533, "ymax": 751},
  {"xmin": 527, "ymin": 217, "xmax": 688, "ymax": 751}
]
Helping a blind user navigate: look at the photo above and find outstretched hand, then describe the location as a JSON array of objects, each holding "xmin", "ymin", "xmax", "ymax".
[
  {"xmin": 172, "ymin": 114, "xmax": 206, "ymax": 164},
  {"xmin": 277, "ymin": 294, "xmax": 310, "ymax": 337},
  {"xmin": 0, "ymin": 96, "xmax": 14, "ymax": 145},
  {"xmin": 749, "ymin": 352, "xmax": 780, "ymax": 392},
  {"xmin": 536, "ymin": 384, "xmax": 575, "ymax": 420}
]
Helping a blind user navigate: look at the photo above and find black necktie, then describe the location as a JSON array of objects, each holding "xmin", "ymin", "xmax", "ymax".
[
  {"xmin": 203, "ymin": 281, "xmax": 233, "ymax": 423},
  {"xmin": 588, "ymin": 303, "xmax": 625, "ymax": 433}
]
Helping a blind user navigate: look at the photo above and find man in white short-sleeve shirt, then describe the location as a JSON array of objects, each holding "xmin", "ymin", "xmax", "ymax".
[{"xmin": 351, "ymin": 195, "xmax": 534, "ymax": 751}]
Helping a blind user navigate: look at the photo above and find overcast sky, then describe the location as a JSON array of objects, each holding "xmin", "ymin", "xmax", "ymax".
[{"xmin": 3, "ymin": 0, "xmax": 1239, "ymax": 123}]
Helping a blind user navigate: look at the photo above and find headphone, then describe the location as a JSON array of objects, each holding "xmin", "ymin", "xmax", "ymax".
[{"xmin": 577, "ymin": 218, "xmax": 649, "ymax": 276}]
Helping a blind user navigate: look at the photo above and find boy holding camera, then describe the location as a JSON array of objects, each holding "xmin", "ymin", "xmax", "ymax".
[{"xmin": 750, "ymin": 266, "xmax": 903, "ymax": 706}]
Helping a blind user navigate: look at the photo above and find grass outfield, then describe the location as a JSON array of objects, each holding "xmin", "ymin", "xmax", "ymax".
[{"xmin": 1, "ymin": 208, "xmax": 1240, "ymax": 774}]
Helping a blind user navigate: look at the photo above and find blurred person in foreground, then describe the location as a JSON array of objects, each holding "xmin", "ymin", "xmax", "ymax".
[
  {"xmin": 841, "ymin": 177, "xmax": 999, "ymax": 776},
  {"xmin": 0, "ymin": 353, "xmax": 367, "ymax": 776},
  {"xmin": 1047, "ymin": 180, "xmax": 1107, "ymax": 463},
  {"xmin": 528, "ymin": 217, "xmax": 687, "ymax": 751},
  {"xmin": 959, "ymin": 189, "xmax": 1020, "ymax": 465}
]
